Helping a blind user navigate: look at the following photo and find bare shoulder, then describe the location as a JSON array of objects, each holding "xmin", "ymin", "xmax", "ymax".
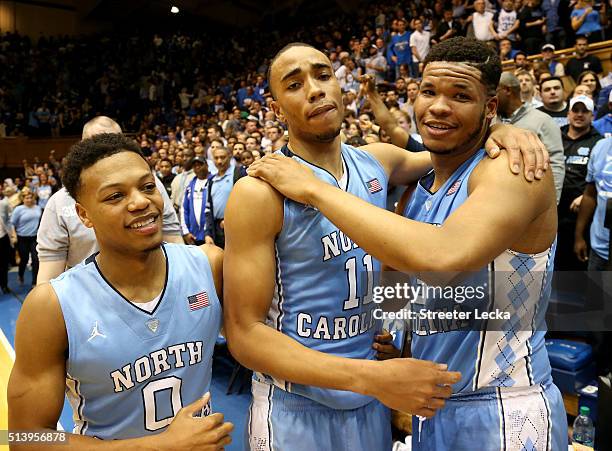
[
  {"xmin": 22, "ymin": 283, "xmax": 63, "ymax": 320},
  {"xmin": 198, "ymin": 243, "xmax": 224, "ymax": 268},
  {"xmin": 236, "ymin": 174, "xmax": 283, "ymax": 197},
  {"xmin": 17, "ymin": 283, "xmax": 67, "ymax": 352},
  {"xmin": 471, "ymin": 152, "xmax": 556, "ymax": 208},
  {"xmin": 359, "ymin": 142, "xmax": 399, "ymax": 158},
  {"xmin": 226, "ymin": 176, "xmax": 284, "ymax": 233}
]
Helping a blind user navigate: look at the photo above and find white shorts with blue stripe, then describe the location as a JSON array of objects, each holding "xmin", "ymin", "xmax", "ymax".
[
  {"xmin": 246, "ymin": 379, "xmax": 392, "ymax": 451},
  {"xmin": 412, "ymin": 382, "xmax": 567, "ymax": 451}
]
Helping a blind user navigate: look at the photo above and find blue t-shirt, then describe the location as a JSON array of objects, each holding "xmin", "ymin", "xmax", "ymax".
[
  {"xmin": 390, "ymin": 32, "xmax": 412, "ymax": 65},
  {"xmin": 11, "ymin": 204, "xmax": 42, "ymax": 236},
  {"xmin": 593, "ymin": 115, "xmax": 612, "ymax": 138},
  {"xmin": 571, "ymin": 7, "xmax": 602, "ymax": 35},
  {"xmin": 210, "ymin": 167, "xmax": 235, "ymax": 219},
  {"xmin": 586, "ymin": 137, "xmax": 612, "ymax": 259}
]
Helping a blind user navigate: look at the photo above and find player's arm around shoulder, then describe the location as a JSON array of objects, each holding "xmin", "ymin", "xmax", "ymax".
[
  {"xmin": 439, "ymin": 151, "xmax": 557, "ymax": 270},
  {"xmin": 360, "ymin": 142, "xmax": 432, "ymax": 186},
  {"xmin": 469, "ymin": 150, "xmax": 556, "ymax": 218},
  {"xmin": 8, "ymin": 284, "xmax": 68, "ymax": 443}
]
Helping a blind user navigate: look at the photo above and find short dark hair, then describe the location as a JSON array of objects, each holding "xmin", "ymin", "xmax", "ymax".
[
  {"xmin": 539, "ymin": 76, "xmax": 564, "ymax": 89},
  {"xmin": 267, "ymin": 42, "xmax": 318, "ymax": 99},
  {"xmin": 62, "ymin": 133, "xmax": 143, "ymax": 201},
  {"xmin": 576, "ymin": 35, "xmax": 588, "ymax": 43},
  {"xmin": 423, "ymin": 37, "xmax": 501, "ymax": 95},
  {"xmin": 159, "ymin": 158, "xmax": 172, "ymax": 165}
]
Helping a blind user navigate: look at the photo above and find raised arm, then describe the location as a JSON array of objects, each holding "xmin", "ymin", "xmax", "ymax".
[
  {"xmin": 8, "ymin": 285, "xmax": 232, "ymax": 450},
  {"xmin": 223, "ymin": 176, "xmax": 459, "ymax": 416},
  {"xmin": 359, "ymin": 75, "xmax": 410, "ymax": 148},
  {"xmin": 248, "ymin": 153, "xmax": 555, "ymax": 274}
]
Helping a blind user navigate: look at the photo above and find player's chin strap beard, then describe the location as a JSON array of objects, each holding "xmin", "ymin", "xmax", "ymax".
[
  {"xmin": 314, "ymin": 127, "xmax": 342, "ymax": 143},
  {"xmin": 424, "ymin": 109, "xmax": 490, "ymax": 156}
]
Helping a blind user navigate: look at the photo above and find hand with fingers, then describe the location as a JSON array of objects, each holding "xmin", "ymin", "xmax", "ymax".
[
  {"xmin": 485, "ymin": 125, "xmax": 550, "ymax": 181},
  {"xmin": 570, "ymin": 195, "xmax": 583, "ymax": 214},
  {"xmin": 158, "ymin": 393, "xmax": 234, "ymax": 450},
  {"xmin": 247, "ymin": 154, "xmax": 321, "ymax": 205},
  {"xmin": 574, "ymin": 237, "xmax": 589, "ymax": 263},
  {"xmin": 358, "ymin": 74, "xmax": 377, "ymax": 98},
  {"xmin": 183, "ymin": 233, "xmax": 196, "ymax": 245},
  {"xmin": 369, "ymin": 358, "xmax": 461, "ymax": 418},
  {"xmin": 373, "ymin": 329, "xmax": 401, "ymax": 360}
]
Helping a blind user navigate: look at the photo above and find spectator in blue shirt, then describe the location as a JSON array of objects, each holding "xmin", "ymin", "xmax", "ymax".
[
  {"xmin": 571, "ymin": 0, "xmax": 606, "ymax": 43},
  {"xmin": 10, "ymin": 191, "xmax": 42, "ymax": 286},
  {"xmin": 390, "ymin": 19, "xmax": 413, "ymax": 78},
  {"xmin": 208, "ymin": 147, "xmax": 235, "ymax": 248},
  {"xmin": 180, "ymin": 156, "xmax": 214, "ymax": 246},
  {"xmin": 575, "ymin": 137, "xmax": 612, "ymax": 269},
  {"xmin": 593, "ymin": 90, "xmax": 612, "ymax": 137},
  {"xmin": 36, "ymin": 173, "xmax": 54, "ymax": 209}
]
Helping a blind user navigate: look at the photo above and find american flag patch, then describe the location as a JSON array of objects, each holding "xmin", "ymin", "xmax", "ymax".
[
  {"xmin": 446, "ymin": 180, "xmax": 461, "ymax": 196},
  {"xmin": 188, "ymin": 292, "xmax": 209, "ymax": 311},
  {"xmin": 366, "ymin": 178, "xmax": 383, "ymax": 193}
]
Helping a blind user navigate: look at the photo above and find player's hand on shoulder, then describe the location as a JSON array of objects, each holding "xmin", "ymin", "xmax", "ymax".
[
  {"xmin": 371, "ymin": 358, "xmax": 460, "ymax": 418},
  {"xmin": 160, "ymin": 393, "xmax": 233, "ymax": 450},
  {"xmin": 247, "ymin": 154, "xmax": 320, "ymax": 205},
  {"xmin": 486, "ymin": 124, "xmax": 549, "ymax": 181}
]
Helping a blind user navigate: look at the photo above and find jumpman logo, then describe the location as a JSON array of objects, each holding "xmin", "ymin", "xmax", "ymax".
[{"xmin": 88, "ymin": 321, "xmax": 107, "ymax": 342}]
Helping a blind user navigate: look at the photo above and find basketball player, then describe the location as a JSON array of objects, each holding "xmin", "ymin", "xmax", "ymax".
[
  {"xmin": 248, "ymin": 38, "xmax": 565, "ymax": 450},
  {"xmin": 36, "ymin": 116, "xmax": 183, "ymax": 285},
  {"xmin": 8, "ymin": 134, "xmax": 233, "ymax": 448},
  {"xmin": 224, "ymin": 42, "xmax": 551, "ymax": 450}
]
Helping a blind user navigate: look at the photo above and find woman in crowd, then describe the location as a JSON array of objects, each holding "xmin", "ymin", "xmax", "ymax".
[
  {"xmin": 577, "ymin": 70, "xmax": 602, "ymax": 103},
  {"xmin": 36, "ymin": 173, "xmax": 54, "ymax": 209},
  {"xmin": 10, "ymin": 191, "xmax": 42, "ymax": 287},
  {"xmin": 571, "ymin": 0, "xmax": 607, "ymax": 43}
]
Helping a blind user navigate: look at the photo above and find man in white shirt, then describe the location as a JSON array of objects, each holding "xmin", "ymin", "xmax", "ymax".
[
  {"xmin": 410, "ymin": 18, "xmax": 431, "ymax": 77},
  {"xmin": 471, "ymin": 0, "xmax": 495, "ymax": 43}
]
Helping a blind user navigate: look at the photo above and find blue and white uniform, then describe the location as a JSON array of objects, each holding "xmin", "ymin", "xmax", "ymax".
[
  {"xmin": 247, "ymin": 143, "xmax": 391, "ymax": 451},
  {"xmin": 51, "ymin": 243, "xmax": 222, "ymax": 439},
  {"xmin": 404, "ymin": 149, "xmax": 566, "ymax": 451}
]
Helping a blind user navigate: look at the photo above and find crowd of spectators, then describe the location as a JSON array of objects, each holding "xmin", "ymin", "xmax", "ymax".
[
  {"xmin": 1, "ymin": 0, "xmax": 612, "ymax": 283},
  {"xmin": 0, "ymin": 0, "xmax": 610, "ymax": 141}
]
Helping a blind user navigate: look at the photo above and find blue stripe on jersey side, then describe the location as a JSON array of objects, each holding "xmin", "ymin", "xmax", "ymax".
[
  {"xmin": 527, "ymin": 247, "xmax": 554, "ymax": 387},
  {"xmin": 539, "ymin": 388, "xmax": 552, "ymax": 451},
  {"xmin": 497, "ymin": 387, "xmax": 507, "ymax": 451},
  {"xmin": 248, "ymin": 399, "xmax": 253, "ymax": 441},
  {"xmin": 474, "ymin": 261, "xmax": 495, "ymax": 390},
  {"xmin": 267, "ymin": 385, "xmax": 274, "ymax": 451},
  {"xmin": 273, "ymin": 245, "xmax": 285, "ymax": 333},
  {"xmin": 67, "ymin": 373, "xmax": 87, "ymax": 434}
]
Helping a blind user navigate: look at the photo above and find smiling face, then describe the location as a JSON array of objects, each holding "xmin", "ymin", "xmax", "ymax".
[
  {"xmin": 579, "ymin": 73, "xmax": 597, "ymax": 94},
  {"xmin": 414, "ymin": 62, "xmax": 497, "ymax": 155},
  {"xmin": 568, "ymin": 102, "xmax": 593, "ymax": 130},
  {"xmin": 269, "ymin": 45, "xmax": 344, "ymax": 144},
  {"xmin": 75, "ymin": 152, "xmax": 163, "ymax": 255}
]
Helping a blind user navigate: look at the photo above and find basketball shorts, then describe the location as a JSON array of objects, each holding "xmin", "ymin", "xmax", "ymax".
[
  {"xmin": 245, "ymin": 379, "xmax": 392, "ymax": 451},
  {"xmin": 412, "ymin": 382, "xmax": 567, "ymax": 451}
]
